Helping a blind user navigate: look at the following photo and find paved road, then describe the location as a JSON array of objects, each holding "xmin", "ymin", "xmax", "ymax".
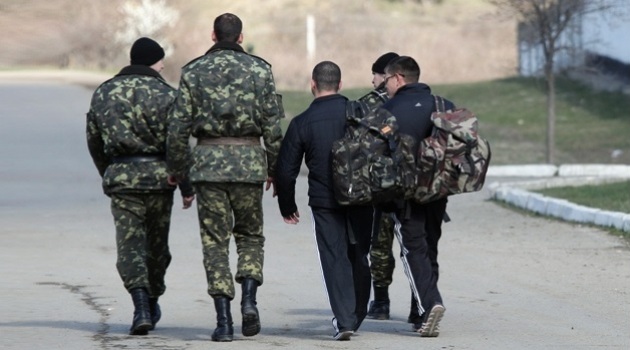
[{"xmin": 1, "ymin": 78, "xmax": 629, "ymax": 350}]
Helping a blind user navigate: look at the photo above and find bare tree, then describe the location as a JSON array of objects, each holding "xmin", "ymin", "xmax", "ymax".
[
  {"xmin": 115, "ymin": 0, "xmax": 179, "ymax": 54},
  {"xmin": 491, "ymin": 0, "xmax": 619, "ymax": 164}
]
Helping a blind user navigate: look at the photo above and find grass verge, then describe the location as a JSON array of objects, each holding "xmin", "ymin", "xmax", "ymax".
[
  {"xmin": 525, "ymin": 180, "xmax": 629, "ymax": 240},
  {"xmin": 534, "ymin": 180, "xmax": 630, "ymax": 214}
]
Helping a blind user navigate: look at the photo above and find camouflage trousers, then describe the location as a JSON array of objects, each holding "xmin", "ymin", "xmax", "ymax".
[
  {"xmin": 195, "ymin": 182, "xmax": 265, "ymax": 299},
  {"xmin": 370, "ymin": 213, "xmax": 395, "ymax": 288},
  {"xmin": 110, "ymin": 192, "xmax": 174, "ymax": 298}
]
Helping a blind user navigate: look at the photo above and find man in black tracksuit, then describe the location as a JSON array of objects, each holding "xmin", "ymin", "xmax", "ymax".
[
  {"xmin": 381, "ymin": 56, "xmax": 454, "ymax": 337},
  {"xmin": 275, "ymin": 61, "xmax": 373, "ymax": 341}
]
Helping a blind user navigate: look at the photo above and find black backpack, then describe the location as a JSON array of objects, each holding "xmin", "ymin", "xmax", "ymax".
[{"xmin": 331, "ymin": 101, "xmax": 417, "ymax": 206}]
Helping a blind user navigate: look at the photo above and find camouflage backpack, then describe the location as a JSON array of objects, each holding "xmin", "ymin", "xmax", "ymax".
[
  {"xmin": 414, "ymin": 96, "xmax": 492, "ymax": 203},
  {"xmin": 332, "ymin": 101, "xmax": 417, "ymax": 206}
]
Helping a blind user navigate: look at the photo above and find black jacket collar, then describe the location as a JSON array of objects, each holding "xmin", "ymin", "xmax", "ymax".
[
  {"xmin": 206, "ymin": 41, "xmax": 245, "ymax": 55},
  {"xmin": 116, "ymin": 65, "xmax": 164, "ymax": 80},
  {"xmin": 394, "ymin": 82, "xmax": 432, "ymax": 96},
  {"xmin": 312, "ymin": 93, "xmax": 348, "ymax": 105}
]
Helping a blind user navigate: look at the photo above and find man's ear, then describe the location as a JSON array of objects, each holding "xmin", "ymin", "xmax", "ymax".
[
  {"xmin": 211, "ymin": 31, "xmax": 217, "ymax": 43},
  {"xmin": 237, "ymin": 33, "xmax": 244, "ymax": 44},
  {"xmin": 337, "ymin": 81, "xmax": 343, "ymax": 92},
  {"xmin": 394, "ymin": 74, "xmax": 404, "ymax": 90},
  {"xmin": 310, "ymin": 79, "xmax": 317, "ymax": 95}
]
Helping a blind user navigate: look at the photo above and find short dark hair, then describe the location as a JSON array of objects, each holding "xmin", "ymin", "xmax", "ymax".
[
  {"xmin": 312, "ymin": 61, "xmax": 341, "ymax": 92},
  {"xmin": 214, "ymin": 13, "xmax": 242, "ymax": 42},
  {"xmin": 385, "ymin": 56, "xmax": 420, "ymax": 83}
]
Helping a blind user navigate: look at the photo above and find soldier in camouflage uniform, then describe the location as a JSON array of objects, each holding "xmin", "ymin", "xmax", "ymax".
[
  {"xmin": 86, "ymin": 37, "xmax": 195, "ymax": 336},
  {"xmin": 166, "ymin": 13, "xmax": 283, "ymax": 342},
  {"xmin": 358, "ymin": 52, "xmax": 398, "ymax": 321}
]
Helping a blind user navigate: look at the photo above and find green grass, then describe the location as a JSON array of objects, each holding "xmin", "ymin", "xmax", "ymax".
[
  {"xmin": 433, "ymin": 77, "xmax": 630, "ymax": 165},
  {"xmin": 492, "ymin": 180, "xmax": 630, "ymax": 240},
  {"xmin": 535, "ymin": 180, "xmax": 630, "ymax": 214},
  {"xmin": 279, "ymin": 75, "xmax": 630, "ymax": 165},
  {"xmin": 524, "ymin": 180, "xmax": 630, "ymax": 240},
  {"xmin": 533, "ymin": 180, "xmax": 630, "ymax": 240}
]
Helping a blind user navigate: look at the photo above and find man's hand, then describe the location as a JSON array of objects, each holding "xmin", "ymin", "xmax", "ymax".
[
  {"xmin": 182, "ymin": 195, "xmax": 195, "ymax": 209},
  {"xmin": 265, "ymin": 177, "xmax": 277, "ymax": 197},
  {"xmin": 283, "ymin": 211, "xmax": 300, "ymax": 225}
]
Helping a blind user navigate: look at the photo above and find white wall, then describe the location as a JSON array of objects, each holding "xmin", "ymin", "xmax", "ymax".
[
  {"xmin": 519, "ymin": 2, "xmax": 630, "ymax": 77},
  {"xmin": 583, "ymin": 4, "xmax": 630, "ymax": 63}
]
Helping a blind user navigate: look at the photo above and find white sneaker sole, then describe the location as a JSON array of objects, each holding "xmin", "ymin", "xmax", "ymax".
[
  {"xmin": 334, "ymin": 330, "xmax": 353, "ymax": 341},
  {"xmin": 418, "ymin": 304, "xmax": 445, "ymax": 337}
]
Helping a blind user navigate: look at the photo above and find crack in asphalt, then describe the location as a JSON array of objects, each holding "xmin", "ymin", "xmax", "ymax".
[
  {"xmin": 37, "ymin": 282, "xmax": 110, "ymax": 349},
  {"xmin": 36, "ymin": 282, "xmax": 190, "ymax": 349}
]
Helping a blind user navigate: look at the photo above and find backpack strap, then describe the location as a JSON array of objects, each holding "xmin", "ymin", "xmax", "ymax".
[
  {"xmin": 345, "ymin": 100, "xmax": 356, "ymax": 121},
  {"xmin": 433, "ymin": 95, "xmax": 445, "ymax": 113},
  {"xmin": 372, "ymin": 89, "xmax": 389, "ymax": 104},
  {"xmin": 346, "ymin": 100, "xmax": 370, "ymax": 122}
]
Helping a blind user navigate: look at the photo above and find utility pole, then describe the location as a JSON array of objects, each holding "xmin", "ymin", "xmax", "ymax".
[{"xmin": 306, "ymin": 14, "xmax": 316, "ymax": 88}]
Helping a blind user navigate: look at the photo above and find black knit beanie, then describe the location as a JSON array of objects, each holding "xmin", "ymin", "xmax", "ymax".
[
  {"xmin": 372, "ymin": 52, "xmax": 399, "ymax": 74},
  {"xmin": 130, "ymin": 37, "xmax": 165, "ymax": 66}
]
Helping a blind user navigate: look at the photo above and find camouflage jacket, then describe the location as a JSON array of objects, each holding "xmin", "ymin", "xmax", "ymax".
[
  {"xmin": 166, "ymin": 41, "xmax": 284, "ymax": 183},
  {"xmin": 86, "ymin": 65, "xmax": 177, "ymax": 195},
  {"xmin": 358, "ymin": 84, "xmax": 389, "ymax": 112}
]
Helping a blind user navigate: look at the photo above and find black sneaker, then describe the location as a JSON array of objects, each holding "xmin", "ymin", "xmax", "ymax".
[
  {"xmin": 416, "ymin": 304, "xmax": 445, "ymax": 337},
  {"xmin": 407, "ymin": 303, "xmax": 422, "ymax": 324},
  {"xmin": 407, "ymin": 312, "xmax": 422, "ymax": 324},
  {"xmin": 366, "ymin": 300, "xmax": 390, "ymax": 320},
  {"xmin": 332, "ymin": 317, "xmax": 353, "ymax": 341}
]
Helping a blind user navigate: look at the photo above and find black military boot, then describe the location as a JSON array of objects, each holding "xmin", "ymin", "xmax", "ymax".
[
  {"xmin": 129, "ymin": 288, "xmax": 152, "ymax": 335},
  {"xmin": 148, "ymin": 297, "xmax": 161, "ymax": 330},
  {"xmin": 211, "ymin": 296, "xmax": 234, "ymax": 342},
  {"xmin": 241, "ymin": 278, "xmax": 261, "ymax": 337},
  {"xmin": 367, "ymin": 286, "xmax": 390, "ymax": 320}
]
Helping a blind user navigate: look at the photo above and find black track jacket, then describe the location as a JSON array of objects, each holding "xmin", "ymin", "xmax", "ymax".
[
  {"xmin": 276, "ymin": 94, "xmax": 349, "ymax": 217},
  {"xmin": 382, "ymin": 82, "xmax": 455, "ymax": 154}
]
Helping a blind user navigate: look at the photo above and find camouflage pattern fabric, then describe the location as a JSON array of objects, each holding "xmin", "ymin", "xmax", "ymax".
[
  {"xmin": 370, "ymin": 214, "xmax": 395, "ymax": 287},
  {"xmin": 86, "ymin": 66, "xmax": 179, "ymax": 298},
  {"xmin": 358, "ymin": 86, "xmax": 397, "ymax": 286},
  {"xmin": 358, "ymin": 85, "xmax": 388, "ymax": 111},
  {"xmin": 165, "ymin": 43, "xmax": 281, "ymax": 300},
  {"xmin": 86, "ymin": 66, "xmax": 177, "ymax": 195},
  {"xmin": 331, "ymin": 103, "xmax": 417, "ymax": 206},
  {"xmin": 111, "ymin": 192, "xmax": 174, "ymax": 297},
  {"xmin": 195, "ymin": 182, "xmax": 265, "ymax": 299},
  {"xmin": 166, "ymin": 44, "xmax": 284, "ymax": 183},
  {"xmin": 414, "ymin": 96, "xmax": 492, "ymax": 203}
]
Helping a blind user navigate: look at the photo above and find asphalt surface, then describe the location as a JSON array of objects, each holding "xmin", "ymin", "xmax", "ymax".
[{"xmin": 1, "ymin": 76, "xmax": 629, "ymax": 350}]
